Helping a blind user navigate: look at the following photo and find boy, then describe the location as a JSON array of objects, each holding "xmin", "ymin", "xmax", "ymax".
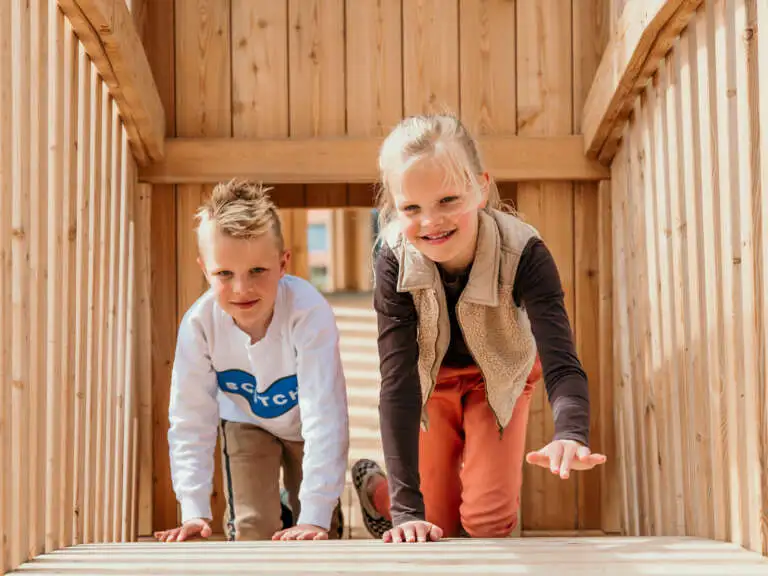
[{"xmin": 154, "ymin": 179, "xmax": 349, "ymax": 542}]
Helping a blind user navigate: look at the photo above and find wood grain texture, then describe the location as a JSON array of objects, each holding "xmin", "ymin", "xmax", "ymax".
[
  {"xmin": 459, "ymin": 0, "xmax": 516, "ymax": 135},
  {"xmin": 517, "ymin": 0, "xmax": 576, "ymax": 532}
]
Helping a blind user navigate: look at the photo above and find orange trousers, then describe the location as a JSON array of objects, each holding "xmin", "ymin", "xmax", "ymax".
[{"xmin": 377, "ymin": 358, "xmax": 541, "ymax": 538}]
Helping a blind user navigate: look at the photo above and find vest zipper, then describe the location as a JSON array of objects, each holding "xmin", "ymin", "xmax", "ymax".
[{"xmin": 455, "ymin": 300, "xmax": 505, "ymax": 438}]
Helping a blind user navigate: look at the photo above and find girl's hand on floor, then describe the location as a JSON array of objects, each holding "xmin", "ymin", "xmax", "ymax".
[
  {"xmin": 525, "ymin": 440, "xmax": 607, "ymax": 480},
  {"xmin": 272, "ymin": 524, "xmax": 329, "ymax": 541},
  {"xmin": 383, "ymin": 520, "xmax": 443, "ymax": 543},
  {"xmin": 154, "ymin": 518, "xmax": 212, "ymax": 542}
]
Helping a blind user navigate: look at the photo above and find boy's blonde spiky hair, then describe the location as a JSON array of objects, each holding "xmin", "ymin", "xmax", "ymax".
[{"xmin": 195, "ymin": 178, "xmax": 284, "ymax": 251}]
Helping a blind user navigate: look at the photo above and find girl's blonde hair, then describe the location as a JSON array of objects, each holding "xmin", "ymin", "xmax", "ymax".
[
  {"xmin": 195, "ymin": 178, "xmax": 284, "ymax": 252},
  {"xmin": 375, "ymin": 114, "xmax": 510, "ymax": 237}
]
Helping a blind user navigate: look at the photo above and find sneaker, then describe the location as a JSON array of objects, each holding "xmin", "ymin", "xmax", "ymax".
[{"xmin": 351, "ymin": 459, "xmax": 393, "ymax": 539}]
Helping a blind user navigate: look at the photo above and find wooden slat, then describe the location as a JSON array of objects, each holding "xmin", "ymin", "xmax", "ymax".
[
  {"xmin": 581, "ymin": 0, "xmax": 704, "ymax": 161},
  {"xmin": 59, "ymin": 19, "xmax": 78, "ymax": 548},
  {"xmin": 112, "ymin": 113, "xmax": 129, "ymax": 542},
  {"xmin": 677, "ymin": 20, "xmax": 715, "ymax": 540},
  {"xmin": 28, "ymin": 0, "xmax": 49, "ymax": 558},
  {"xmin": 754, "ymin": 0, "xmax": 768, "ymax": 557},
  {"xmin": 655, "ymin": 56, "xmax": 686, "ymax": 537},
  {"xmin": 731, "ymin": 0, "xmax": 762, "ymax": 554},
  {"xmin": 573, "ymin": 0, "xmax": 611, "ymax": 533},
  {"xmin": 10, "ymin": 0, "xmax": 31, "ymax": 565},
  {"xmin": 71, "ymin": 43, "xmax": 91, "ymax": 547},
  {"xmin": 138, "ymin": 136, "xmax": 610, "ymax": 185},
  {"xmin": 135, "ymin": 182, "xmax": 153, "ymax": 537},
  {"xmin": 0, "ymin": 0, "xmax": 12, "ymax": 568},
  {"xmin": 403, "ymin": 0, "xmax": 459, "ymax": 115},
  {"xmin": 142, "ymin": 0, "xmax": 176, "ymax": 535},
  {"xmin": 459, "ymin": 0, "xmax": 516, "ymax": 135},
  {"xmin": 44, "ymin": 0, "xmax": 64, "ymax": 553},
  {"xmin": 55, "ymin": 0, "xmax": 164, "ymax": 163},
  {"xmin": 175, "ymin": 0, "xmax": 232, "ymax": 533},
  {"xmin": 611, "ymin": 130, "xmax": 640, "ymax": 536},
  {"xmin": 12, "ymin": 537, "xmax": 768, "ymax": 575},
  {"xmin": 517, "ymin": 0, "xmax": 576, "ymax": 532},
  {"xmin": 289, "ymin": 0, "xmax": 345, "ymax": 217},
  {"xmin": 84, "ymin": 71, "xmax": 104, "ymax": 546}
]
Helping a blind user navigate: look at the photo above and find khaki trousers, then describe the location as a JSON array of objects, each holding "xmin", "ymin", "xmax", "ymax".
[{"xmin": 219, "ymin": 420, "xmax": 343, "ymax": 540}]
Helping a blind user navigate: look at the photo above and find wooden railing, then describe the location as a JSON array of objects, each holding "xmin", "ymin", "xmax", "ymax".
[
  {"xmin": 0, "ymin": 0, "xmax": 153, "ymax": 572},
  {"xmin": 585, "ymin": 0, "xmax": 768, "ymax": 556}
]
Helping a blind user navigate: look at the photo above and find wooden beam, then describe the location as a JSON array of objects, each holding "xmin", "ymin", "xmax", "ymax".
[
  {"xmin": 57, "ymin": 0, "xmax": 164, "ymax": 164},
  {"xmin": 138, "ymin": 136, "xmax": 610, "ymax": 186},
  {"xmin": 581, "ymin": 0, "xmax": 703, "ymax": 162}
]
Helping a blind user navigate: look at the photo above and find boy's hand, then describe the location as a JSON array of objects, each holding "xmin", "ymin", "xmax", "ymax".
[
  {"xmin": 272, "ymin": 524, "xmax": 329, "ymax": 541},
  {"xmin": 154, "ymin": 518, "xmax": 212, "ymax": 542},
  {"xmin": 525, "ymin": 439, "xmax": 607, "ymax": 479},
  {"xmin": 383, "ymin": 520, "xmax": 443, "ymax": 544}
]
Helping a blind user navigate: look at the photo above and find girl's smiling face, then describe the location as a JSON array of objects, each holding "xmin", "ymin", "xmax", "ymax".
[{"xmin": 392, "ymin": 158, "xmax": 488, "ymax": 274}]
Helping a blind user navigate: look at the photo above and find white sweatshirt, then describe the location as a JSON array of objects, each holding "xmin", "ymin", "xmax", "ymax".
[{"xmin": 167, "ymin": 275, "xmax": 350, "ymax": 530}]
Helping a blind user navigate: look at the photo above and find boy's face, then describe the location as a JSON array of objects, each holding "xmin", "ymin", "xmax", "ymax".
[{"xmin": 198, "ymin": 224, "xmax": 289, "ymax": 335}]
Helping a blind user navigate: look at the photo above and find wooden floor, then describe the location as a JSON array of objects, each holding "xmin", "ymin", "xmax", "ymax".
[{"xmin": 10, "ymin": 537, "xmax": 768, "ymax": 574}]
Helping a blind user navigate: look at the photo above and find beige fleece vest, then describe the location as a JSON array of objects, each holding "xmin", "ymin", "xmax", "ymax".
[{"xmin": 386, "ymin": 209, "xmax": 540, "ymax": 431}]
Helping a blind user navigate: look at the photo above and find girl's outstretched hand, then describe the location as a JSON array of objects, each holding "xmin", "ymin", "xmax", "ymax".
[
  {"xmin": 383, "ymin": 520, "xmax": 443, "ymax": 543},
  {"xmin": 525, "ymin": 440, "xmax": 607, "ymax": 479}
]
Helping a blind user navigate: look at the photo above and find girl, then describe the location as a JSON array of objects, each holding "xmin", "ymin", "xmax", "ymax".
[{"xmin": 352, "ymin": 114, "xmax": 606, "ymax": 544}]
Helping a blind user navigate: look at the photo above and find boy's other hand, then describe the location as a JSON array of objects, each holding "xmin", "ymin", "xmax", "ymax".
[
  {"xmin": 154, "ymin": 518, "xmax": 212, "ymax": 542},
  {"xmin": 383, "ymin": 520, "xmax": 443, "ymax": 544},
  {"xmin": 272, "ymin": 524, "xmax": 329, "ymax": 541},
  {"xmin": 525, "ymin": 439, "xmax": 607, "ymax": 479}
]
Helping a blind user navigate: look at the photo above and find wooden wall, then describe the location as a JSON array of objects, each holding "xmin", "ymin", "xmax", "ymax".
[
  {"xmin": 142, "ymin": 0, "xmax": 619, "ymax": 537},
  {"xmin": 0, "ymin": 0, "xmax": 148, "ymax": 571},
  {"xmin": 609, "ymin": 1, "xmax": 768, "ymax": 555}
]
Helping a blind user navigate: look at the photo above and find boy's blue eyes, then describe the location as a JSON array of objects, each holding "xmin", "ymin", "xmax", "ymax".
[{"xmin": 215, "ymin": 268, "xmax": 266, "ymax": 277}]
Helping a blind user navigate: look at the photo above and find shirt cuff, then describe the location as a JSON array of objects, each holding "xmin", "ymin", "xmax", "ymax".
[
  {"xmin": 297, "ymin": 496, "xmax": 336, "ymax": 531},
  {"xmin": 180, "ymin": 493, "xmax": 212, "ymax": 524}
]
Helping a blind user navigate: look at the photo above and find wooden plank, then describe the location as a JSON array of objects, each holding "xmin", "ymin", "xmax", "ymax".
[
  {"xmin": 13, "ymin": 536, "xmax": 768, "ymax": 575},
  {"xmin": 731, "ymin": 0, "xmax": 762, "ymax": 553},
  {"xmin": 645, "ymin": 71, "xmax": 680, "ymax": 534},
  {"xmin": 0, "ymin": 0, "xmax": 12, "ymax": 567},
  {"xmin": 28, "ymin": 0, "xmax": 49, "ymax": 557},
  {"xmin": 459, "ymin": 0, "xmax": 516, "ymax": 135},
  {"xmin": 59, "ymin": 19, "xmax": 78, "ymax": 548},
  {"xmin": 142, "ymin": 0, "xmax": 176, "ymax": 535},
  {"xmin": 135, "ymin": 182, "xmax": 153, "ymax": 537},
  {"xmin": 71, "ymin": 43, "xmax": 91, "ymax": 546},
  {"xmin": 113, "ymin": 116, "xmax": 130, "ymax": 542},
  {"xmin": 403, "ymin": 0, "xmax": 459, "ymax": 114},
  {"xmin": 581, "ymin": 0, "xmax": 704, "ymax": 161},
  {"xmin": 10, "ymin": 0, "xmax": 31, "ymax": 564},
  {"xmin": 712, "ymin": 0, "xmax": 741, "ymax": 545},
  {"xmin": 346, "ymin": 0, "xmax": 402, "ymax": 137},
  {"xmin": 44, "ymin": 0, "xmax": 64, "ymax": 553},
  {"xmin": 573, "ymin": 0, "xmax": 611, "ymax": 533},
  {"xmin": 138, "ymin": 136, "xmax": 611, "ymax": 185},
  {"xmin": 517, "ymin": 0, "xmax": 576, "ymax": 532},
  {"xmin": 55, "ymin": 0, "xmax": 164, "ymax": 163},
  {"xmin": 656, "ymin": 55, "xmax": 686, "ymax": 537},
  {"xmin": 84, "ymin": 72, "xmax": 105, "ymax": 545},
  {"xmin": 175, "ymin": 0, "xmax": 232, "ymax": 533},
  {"xmin": 289, "ymin": 0, "xmax": 345, "ymax": 222},
  {"xmin": 754, "ymin": 0, "xmax": 768, "ymax": 558},
  {"xmin": 612, "ymin": 129, "xmax": 639, "ymax": 536},
  {"xmin": 677, "ymin": 20, "xmax": 715, "ymax": 540}
]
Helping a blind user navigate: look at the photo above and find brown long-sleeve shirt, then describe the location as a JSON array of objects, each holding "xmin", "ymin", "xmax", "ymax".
[{"xmin": 374, "ymin": 237, "xmax": 591, "ymax": 526}]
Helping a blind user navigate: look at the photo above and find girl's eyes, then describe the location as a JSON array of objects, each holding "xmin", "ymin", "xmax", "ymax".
[
  {"xmin": 214, "ymin": 268, "xmax": 265, "ymax": 278},
  {"xmin": 440, "ymin": 196, "xmax": 459, "ymax": 204},
  {"xmin": 250, "ymin": 268, "xmax": 266, "ymax": 274},
  {"xmin": 216, "ymin": 271, "xmax": 233, "ymax": 278}
]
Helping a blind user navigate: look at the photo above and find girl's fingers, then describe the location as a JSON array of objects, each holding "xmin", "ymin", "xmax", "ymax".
[
  {"xmin": 391, "ymin": 527, "xmax": 404, "ymax": 543},
  {"xmin": 559, "ymin": 442, "xmax": 578, "ymax": 479},
  {"xmin": 383, "ymin": 529, "xmax": 393, "ymax": 543},
  {"xmin": 525, "ymin": 450, "xmax": 549, "ymax": 467},
  {"xmin": 428, "ymin": 524, "xmax": 444, "ymax": 541},
  {"xmin": 414, "ymin": 523, "xmax": 430, "ymax": 543},
  {"xmin": 403, "ymin": 525, "xmax": 417, "ymax": 543},
  {"xmin": 313, "ymin": 531, "xmax": 329, "ymax": 540},
  {"xmin": 548, "ymin": 443, "xmax": 564, "ymax": 475}
]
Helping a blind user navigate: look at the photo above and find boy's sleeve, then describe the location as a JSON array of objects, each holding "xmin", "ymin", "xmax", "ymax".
[
  {"xmin": 167, "ymin": 310, "xmax": 220, "ymax": 524},
  {"xmin": 292, "ymin": 300, "xmax": 350, "ymax": 530}
]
